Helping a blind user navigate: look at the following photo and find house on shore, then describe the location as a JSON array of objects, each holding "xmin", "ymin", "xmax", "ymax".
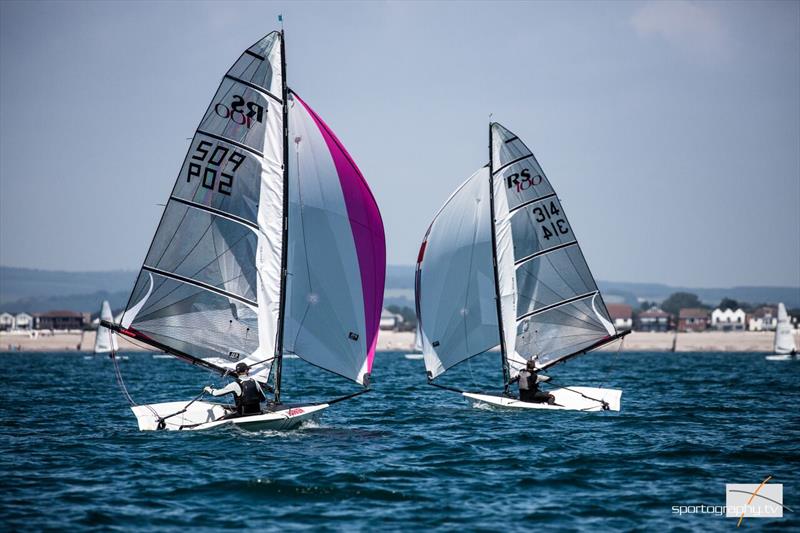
[
  {"xmin": 747, "ymin": 306, "xmax": 778, "ymax": 331},
  {"xmin": 34, "ymin": 311, "xmax": 89, "ymax": 331},
  {"xmin": 637, "ymin": 307, "xmax": 672, "ymax": 332},
  {"xmin": 606, "ymin": 304, "xmax": 633, "ymax": 331},
  {"xmin": 711, "ymin": 308, "xmax": 746, "ymax": 331},
  {"xmin": 678, "ymin": 308, "xmax": 709, "ymax": 332},
  {"xmin": 379, "ymin": 308, "xmax": 404, "ymax": 331},
  {"xmin": 14, "ymin": 312, "xmax": 33, "ymax": 331}
]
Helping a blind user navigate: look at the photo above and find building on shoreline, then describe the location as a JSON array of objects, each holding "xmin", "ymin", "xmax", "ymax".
[
  {"xmin": 711, "ymin": 308, "xmax": 746, "ymax": 331},
  {"xmin": 747, "ymin": 306, "xmax": 778, "ymax": 331},
  {"xmin": 636, "ymin": 307, "xmax": 672, "ymax": 332},
  {"xmin": 33, "ymin": 310, "xmax": 89, "ymax": 331},
  {"xmin": 678, "ymin": 308, "xmax": 710, "ymax": 332},
  {"xmin": 607, "ymin": 304, "xmax": 633, "ymax": 330}
]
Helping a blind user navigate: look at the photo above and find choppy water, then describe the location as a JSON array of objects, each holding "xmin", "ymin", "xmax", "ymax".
[{"xmin": 0, "ymin": 351, "xmax": 797, "ymax": 530}]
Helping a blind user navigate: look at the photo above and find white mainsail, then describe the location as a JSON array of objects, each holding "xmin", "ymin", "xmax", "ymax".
[
  {"xmin": 111, "ymin": 31, "xmax": 385, "ymax": 398},
  {"xmin": 774, "ymin": 303, "xmax": 796, "ymax": 354},
  {"xmin": 416, "ymin": 122, "xmax": 620, "ymax": 385},
  {"xmin": 94, "ymin": 300, "xmax": 118, "ymax": 354}
]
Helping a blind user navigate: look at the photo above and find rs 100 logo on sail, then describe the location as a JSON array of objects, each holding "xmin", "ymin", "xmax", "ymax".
[{"xmin": 214, "ymin": 94, "xmax": 265, "ymax": 128}]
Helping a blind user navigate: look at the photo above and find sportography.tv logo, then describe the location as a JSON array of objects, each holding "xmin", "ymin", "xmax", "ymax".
[{"xmin": 727, "ymin": 477, "xmax": 788, "ymax": 526}]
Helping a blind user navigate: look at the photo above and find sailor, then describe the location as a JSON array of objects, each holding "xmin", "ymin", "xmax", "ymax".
[
  {"xmin": 204, "ymin": 362, "xmax": 266, "ymax": 416},
  {"xmin": 509, "ymin": 359, "xmax": 555, "ymax": 404}
]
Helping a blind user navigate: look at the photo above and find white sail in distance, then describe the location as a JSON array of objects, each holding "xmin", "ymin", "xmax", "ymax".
[
  {"xmin": 94, "ymin": 300, "xmax": 118, "ymax": 354},
  {"xmin": 774, "ymin": 303, "xmax": 796, "ymax": 354}
]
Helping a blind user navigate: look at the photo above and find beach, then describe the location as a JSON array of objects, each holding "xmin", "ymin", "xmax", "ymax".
[{"xmin": 2, "ymin": 330, "xmax": 796, "ymax": 353}]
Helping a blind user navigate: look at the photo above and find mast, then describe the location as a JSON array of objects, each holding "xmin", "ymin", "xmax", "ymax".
[
  {"xmin": 273, "ymin": 29, "xmax": 290, "ymax": 403},
  {"xmin": 487, "ymin": 122, "xmax": 511, "ymax": 388}
]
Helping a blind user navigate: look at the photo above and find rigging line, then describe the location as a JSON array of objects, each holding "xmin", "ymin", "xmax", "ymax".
[
  {"xmin": 155, "ymin": 387, "xmax": 208, "ymax": 428},
  {"xmin": 544, "ymin": 379, "xmax": 609, "ymax": 410},
  {"xmin": 517, "ymin": 291, "xmax": 598, "ymax": 321}
]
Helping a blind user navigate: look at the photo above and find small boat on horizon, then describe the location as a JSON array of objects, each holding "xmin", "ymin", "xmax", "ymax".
[{"xmin": 766, "ymin": 303, "xmax": 797, "ymax": 361}]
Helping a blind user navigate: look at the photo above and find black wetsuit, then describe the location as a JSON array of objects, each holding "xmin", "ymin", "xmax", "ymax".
[{"xmin": 518, "ymin": 370, "xmax": 554, "ymax": 403}]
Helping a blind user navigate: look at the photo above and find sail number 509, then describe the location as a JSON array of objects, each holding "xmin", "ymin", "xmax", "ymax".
[
  {"xmin": 187, "ymin": 140, "xmax": 245, "ymax": 196},
  {"xmin": 533, "ymin": 200, "xmax": 569, "ymax": 241}
]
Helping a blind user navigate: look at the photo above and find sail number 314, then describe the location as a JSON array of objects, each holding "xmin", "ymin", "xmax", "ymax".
[{"xmin": 533, "ymin": 200, "xmax": 569, "ymax": 241}]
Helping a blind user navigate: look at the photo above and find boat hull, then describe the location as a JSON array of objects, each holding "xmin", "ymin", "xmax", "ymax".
[
  {"xmin": 131, "ymin": 401, "xmax": 328, "ymax": 431},
  {"xmin": 463, "ymin": 386, "xmax": 622, "ymax": 412},
  {"xmin": 766, "ymin": 353, "xmax": 798, "ymax": 361}
]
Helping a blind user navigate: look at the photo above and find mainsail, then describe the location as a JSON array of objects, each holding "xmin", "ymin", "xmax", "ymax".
[
  {"xmin": 94, "ymin": 300, "xmax": 118, "ymax": 354},
  {"xmin": 774, "ymin": 303, "xmax": 796, "ymax": 354},
  {"xmin": 113, "ymin": 32, "xmax": 385, "ymax": 390},
  {"xmin": 416, "ymin": 122, "xmax": 620, "ymax": 384}
]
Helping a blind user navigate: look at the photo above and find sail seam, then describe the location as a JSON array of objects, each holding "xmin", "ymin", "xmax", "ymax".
[
  {"xmin": 196, "ymin": 130, "xmax": 264, "ymax": 159},
  {"xmin": 516, "ymin": 290, "xmax": 598, "ymax": 321},
  {"xmin": 493, "ymin": 154, "xmax": 533, "ymax": 175},
  {"xmin": 141, "ymin": 265, "xmax": 258, "ymax": 308},
  {"xmin": 169, "ymin": 196, "xmax": 259, "ymax": 231},
  {"xmin": 223, "ymin": 74, "xmax": 282, "ymax": 104},
  {"xmin": 509, "ymin": 192, "xmax": 558, "ymax": 214},
  {"xmin": 514, "ymin": 240, "xmax": 578, "ymax": 266}
]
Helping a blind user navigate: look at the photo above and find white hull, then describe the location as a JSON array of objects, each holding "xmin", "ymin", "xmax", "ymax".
[
  {"xmin": 404, "ymin": 353, "xmax": 424, "ymax": 360},
  {"xmin": 464, "ymin": 386, "xmax": 622, "ymax": 412},
  {"xmin": 766, "ymin": 353, "xmax": 798, "ymax": 361},
  {"xmin": 131, "ymin": 401, "xmax": 328, "ymax": 431}
]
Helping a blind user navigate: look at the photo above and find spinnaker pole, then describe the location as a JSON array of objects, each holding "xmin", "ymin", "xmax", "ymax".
[{"xmin": 487, "ymin": 122, "xmax": 511, "ymax": 389}]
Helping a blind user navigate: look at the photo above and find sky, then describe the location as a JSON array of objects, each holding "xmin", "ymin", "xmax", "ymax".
[{"xmin": 0, "ymin": 0, "xmax": 798, "ymax": 288}]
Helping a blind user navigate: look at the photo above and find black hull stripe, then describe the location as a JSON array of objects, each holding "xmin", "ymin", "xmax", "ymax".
[
  {"xmin": 509, "ymin": 192, "xmax": 558, "ymax": 214},
  {"xmin": 169, "ymin": 196, "xmax": 259, "ymax": 231},
  {"xmin": 493, "ymin": 154, "xmax": 533, "ymax": 175},
  {"xmin": 196, "ymin": 130, "xmax": 264, "ymax": 159},
  {"xmin": 224, "ymin": 74, "xmax": 282, "ymax": 104},
  {"xmin": 142, "ymin": 265, "xmax": 258, "ymax": 308},
  {"xmin": 516, "ymin": 290, "xmax": 598, "ymax": 321},
  {"xmin": 514, "ymin": 240, "xmax": 578, "ymax": 266}
]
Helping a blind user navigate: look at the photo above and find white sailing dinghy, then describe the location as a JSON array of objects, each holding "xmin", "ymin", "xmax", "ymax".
[
  {"xmin": 766, "ymin": 303, "xmax": 797, "ymax": 361},
  {"xmin": 102, "ymin": 31, "xmax": 385, "ymax": 431},
  {"xmin": 405, "ymin": 327, "xmax": 424, "ymax": 360},
  {"xmin": 94, "ymin": 300, "xmax": 118, "ymax": 355},
  {"xmin": 415, "ymin": 122, "xmax": 629, "ymax": 412}
]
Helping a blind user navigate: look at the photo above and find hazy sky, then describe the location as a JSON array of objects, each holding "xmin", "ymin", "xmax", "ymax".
[{"xmin": 1, "ymin": 0, "xmax": 798, "ymax": 287}]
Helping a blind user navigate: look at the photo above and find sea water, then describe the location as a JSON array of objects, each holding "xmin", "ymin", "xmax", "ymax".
[{"xmin": 0, "ymin": 351, "xmax": 797, "ymax": 530}]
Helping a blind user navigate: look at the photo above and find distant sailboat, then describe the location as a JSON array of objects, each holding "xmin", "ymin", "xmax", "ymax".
[
  {"xmin": 766, "ymin": 303, "xmax": 797, "ymax": 361},
  {"xmin": 103, "ymin": 30, "xmax": 385, "ymax": 431},
  {"xmin": 415, "ymin": 122, "xmax": 629, "ymax": 412},
  {"xmin": 405, "ymin": 327, "xmax": 424, "ymax": 360},
  {"xmin": 93, "ymin": 300, "xmax": 118, "ymax": 354}
]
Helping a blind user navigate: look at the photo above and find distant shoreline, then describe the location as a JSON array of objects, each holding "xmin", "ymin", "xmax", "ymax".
[{"xmin": 1, "ymin": 330, "xmax": 796, "ymax": 354}]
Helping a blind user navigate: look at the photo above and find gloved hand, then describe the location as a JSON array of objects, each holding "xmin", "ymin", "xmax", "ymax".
[{"xmin": 203, "ymin": 386, "xmax": 213, "ymax": 394}]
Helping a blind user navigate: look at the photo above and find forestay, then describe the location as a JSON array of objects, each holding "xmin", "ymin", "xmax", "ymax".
[
  {"xmin": 283, "ymin": 91, "xmax": 385, "ymax": 385},
  {"xmin": 119, "ymin": 33, "xmax": 285, "ymax": 382},
  {"xmin": 416, "ymin": 168, "xmax": 500, "ymax": 379},
  {"xmin": 774, "ymin": 303, "xmax": 796, "ymax": 354},
  {"xmin": 490, "ymin": 123, "xmax": 616, "ymax": 373}
]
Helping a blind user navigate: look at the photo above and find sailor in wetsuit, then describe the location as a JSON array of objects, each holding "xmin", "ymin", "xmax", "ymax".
[
  {"xmin": 509, "ymin": 359, "xmax": 555, "ymax": 404},
  {"xmin": 204, "ymin": 362, "xmax": 267, "ymax": 417}
]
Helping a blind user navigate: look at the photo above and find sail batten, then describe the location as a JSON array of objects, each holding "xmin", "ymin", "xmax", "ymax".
[
  {"xmin": 223, "ymin": 74, "xmax": 282, "ymax": 103},
  {"xmin": 514, "ymin": 240, "xmax": 578, "ymax": 266}
]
